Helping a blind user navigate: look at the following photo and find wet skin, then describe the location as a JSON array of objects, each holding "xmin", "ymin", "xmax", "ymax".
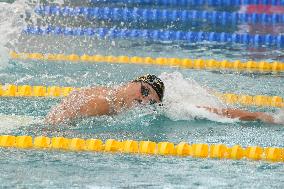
[{"xmin": 46, "ymin": 82, "xmax": 160, "ymax": 125}]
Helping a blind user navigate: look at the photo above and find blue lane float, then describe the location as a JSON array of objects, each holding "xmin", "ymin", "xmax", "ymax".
[
  {"xmin": 23, "ymin": 26, "xmax": 284, "ymax": 47},
  {"xmin": 35, "ymin": 6, "xmax": 284, "ymax": 25},
  {"xmin": 88, "ymin": 0, "xmax": 284, "ymax": 6}
]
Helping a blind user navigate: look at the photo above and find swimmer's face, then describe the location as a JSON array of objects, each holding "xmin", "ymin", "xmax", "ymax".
[{"xmin": 135, "ymin": 82, "xmax": 161, "ymax": 105}]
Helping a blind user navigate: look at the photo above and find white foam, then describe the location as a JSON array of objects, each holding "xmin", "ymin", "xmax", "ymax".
[
  {"xmin": 273, "ymin": 109, "xmax": 284, "ymax": 125},
  {"xmin": 0, "ymin": 114, "xmax": 43, "ymax": 132},
  {"xmin": 159, "ymin": 72, "xmax": 237, "ymax": 123}
]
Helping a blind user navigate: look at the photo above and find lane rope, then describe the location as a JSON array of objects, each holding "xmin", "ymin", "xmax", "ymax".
[
  {"xmin": 88, "ymin": 0, "xmax": 284, "ymax": 6},
  {"xmin": 22, "ymin": 26, "xmax": 284, "ymax": 47},
  {"xmin": 0, "ymin": 84, "xmax": 283, "ymax": 108},
  {"xmin": 10, "ymin": 51, "xmax": 284, "ymax": 73},
  {"xmin": 35, "ymin": 6, "xmax": 284, "ymax": 25},
  {"xmin": 0, "ymin": 135, "xmax": 284, "ymax": 162}
]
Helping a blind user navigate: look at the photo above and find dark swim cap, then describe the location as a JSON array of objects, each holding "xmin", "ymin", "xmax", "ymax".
[{"xmin": 133, "ymin": 74, "xmax": 165, "ymax": 101}]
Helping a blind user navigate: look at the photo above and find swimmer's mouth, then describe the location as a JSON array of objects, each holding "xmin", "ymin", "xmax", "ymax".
[{"xmin": 135, "ymin": 99, "xmax": 143, "ymax": 104}]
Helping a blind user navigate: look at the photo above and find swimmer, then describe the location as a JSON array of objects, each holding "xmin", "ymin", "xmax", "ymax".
[
  {"xmin": 46, "ymin": 74, "xmax": 278, "ymax": 125},
  {"xmin": 46, "ymin": 74, "xmax": 164, "ymax": 125}
]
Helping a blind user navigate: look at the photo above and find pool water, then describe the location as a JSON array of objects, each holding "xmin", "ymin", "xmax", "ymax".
[{"xmin": 1, "ymin": 0, "xmax": 284, "ymax": 188}]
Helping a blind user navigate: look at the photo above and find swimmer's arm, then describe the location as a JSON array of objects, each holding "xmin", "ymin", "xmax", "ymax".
[
  {"xmin": 199, "ymin": 106, "xmax": 275, "ymax": 124},
  {"xmin": 45, "ymin": 89, "xmax": 110, "ymax": 125}
]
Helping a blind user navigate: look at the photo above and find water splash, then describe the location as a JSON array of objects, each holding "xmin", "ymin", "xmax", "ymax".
[
  {"xmin": 274, "ymin": 109, "xmax": 284, "ymax": 125},
  {"xmin": 159, "ymin": 72, "xmax": 237, "ymax": 123},
  {"xmin": 0, "ymin": 0, "xmax": 32, "ymax": 67},
  {"xmin": 0, "ymin": 114, "xmax": 43, "ymax": 133}
]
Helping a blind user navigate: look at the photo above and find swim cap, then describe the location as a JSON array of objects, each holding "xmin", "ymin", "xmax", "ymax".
[{"xmin": 133, "ymin": 74, "xmax": 165, "ymax": 101}]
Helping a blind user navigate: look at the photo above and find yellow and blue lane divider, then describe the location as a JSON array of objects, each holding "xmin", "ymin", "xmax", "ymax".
[
  {"xmin": 22, "ymin": 26, "xmax": 284, "ymax": 47},
  {"xmin": 88, "ymin": 0, "xmax": 284, "ymax": 6},
  {"xmin": 35, "ymin": 6, "xmax": 284, "ymax": 25},
  {"xmin": 10, "ymin": 51, "xmax": 284, "ymax": 73},
  {"xmin": 0, "ymin": 135, "xmax": 284, "ymax": 163},
  {"xmin": 0, "ymin": 84, "xmax": 283, "ymax": 108}
]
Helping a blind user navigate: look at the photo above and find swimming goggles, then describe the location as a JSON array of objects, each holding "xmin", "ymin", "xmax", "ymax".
[{"xmin": 140, "ymin": 82, "xmax": 157, "ymax": 105}]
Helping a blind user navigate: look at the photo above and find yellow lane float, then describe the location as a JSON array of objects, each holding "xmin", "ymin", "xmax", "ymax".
[
  {"xmin": 0, "ymin": 135, "xmax": 283, "ymax": 163},
  {"xmin": 10, "ymin": 51, "xmax": 284, "ymax": 73}
]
